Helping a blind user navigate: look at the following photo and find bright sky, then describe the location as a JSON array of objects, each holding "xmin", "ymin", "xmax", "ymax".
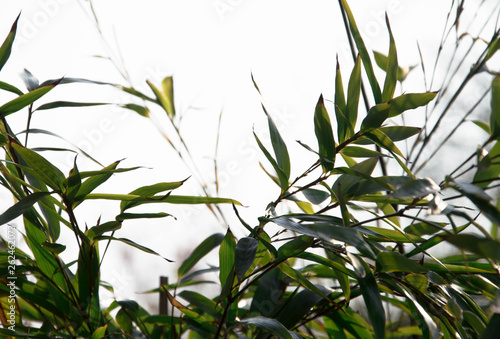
[{"xmin": 1, "ymin": 0, "xmax": 494, "ymax": 310}]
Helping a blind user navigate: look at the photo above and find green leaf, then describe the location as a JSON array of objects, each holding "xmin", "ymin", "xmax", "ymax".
[
  {"xmin": 116, "ymin": 212, "xmax": 171, "ymax": 221},
  {"xmin": 392, "ymin": 177, "xmax": 440, "ymax": 199},
  {"xmin": 376, "ymin": 252, "xmax": 428, "ymax": 273},
  {"xmin": 451, "ymin": 181, "xmax": 500, "ymax": 226},
  {"xmin": 442, "ymin": 234, "xmax": 500, "ymax": 261},
  {"xmin": 474, "ymin": 141, "xmax": 500, "ymax": 188},
  {"xmin": 339, "ymin": 0, "xmax": 382, "ymax": 103},
  {"xmin": 263, "ymin": 104, "xmax": 291, "ymax": 179},
  {"xmin": 0, "ymin": 81, "xmax": 61, "ymax": 117},
  {"xmin": 96, "ymin": 236, "xmax": 173, "ymax": 262},
  {"xmin": 234, "ymin": 237, "xmax": 259, "ymax": 282},
  {"xmin": 277, "ymin": 235, "xmax": 314, "ymax": 260},
  {"xmin": 388, "ymin": 92, "xmax": 437, "ymax": 118},
  {"xmin": 278, "ymin": 263, "xmax": 330, "ymax": 300},
  {"xmin": 355, "ymin": 126, "xmax": 421, "ymax": 145},
  {"xmin": 382, "ymin": 15, "xmax": 398, "ymax": 102},
  {"xmin": 91, "ymin": 325, "xmax": 108, "ymax": 339},
  {"xmin": 302, "ymin": 188, "xmax": 329, "ymax": 205},
  {"xmin": 401, "ymin": 288, "xmax": 439, "ymax": 339},
  {"xmin": 374, "ymin": 51, "xmax": 413, "ymax": 82},
  {"xmin": 73, "ymin": 161, "xmax": 120, "ymax": 205},
  {"xmin": 0, "ymin": 191, "xmax": 52, "ymax": 225},
  {"xmin": 340, "ymin": 146, "xmax": 388, "ymax": 158},
  {"xmin": 12, "ymin": 143, "xmax": 65, "ymax": 190},
  {"xmin": 0, "ymin": 80, "xmax": 23, "ymax": 95},
  {"xmin": 346, "ymin": 55, "xmax": 362, "ymax": 130},
  {"xmin": 179, "ymin": 290, "xmax": 223, "ymax": 319},
  {"xmin": 219, "ymin": 229, "xmax": 236, "ymax": 288},
  {"xmin": 404, "ymin": 222, "xmax": 447, "ymax": 236},
  {"xmin": 87, "ymin": 221, "xmax": 122, "ymax": 239},
  {"xmin": 484, "ymin": 38, "xmax": 500, "ymax": 62},
  {"xmin": 490, "ymin": 76, "xmax": 500, "ymax": 139},
  {"xmin": 314, "ymin": 94, "xmax": 336, "ymax": 172},
  {"xmin": 178, "ymin": 233, "xmax": 224, "ymax": 278},
  {"xmin": 404, "ymin": 274, "xmax": 429, "ymax": 294},
  {"xmin": 365, "ymin": 129, "xmax": 406, "ymax": 159},
  {"xmin": 254, "ymin": 132, "xmax": 289, "ymax": 191},
  {"xmin": 147, "ymin": 78, "xmax": 174, "ymax": 118},
  {"xmin": 271, "ymin": 216, "xmax": 375, "ymax": 259},
  {"xmin": 120, "ymin": 181, "xmax": 185, "ymax": 211},
  {"xmin": 120, "ymin": 103, "xmax": 150, "ymax": 117},
  {"xmin": 335, "ymin": 57, "xmax": 350, "ymax": 141},
  {"xmin": 361, "ymin": 102, "xmax": 391, "ymax": 131},
  {"xmin": 483, "ymin": 313, "xmax": 500, "ymax": 339},
  {"xmin": 35, "ymin": 101, "xmax": 108, "ymax": 111},
  {"xmin": 348, "ymin": 253, "xmax": 386, "ymax": 339},
  {"xmin": 238, "ymin": 317, "xmax": 297, "ymax": 339},
  {"xmin": 0, "ymin": 14, "xmax": 19, "ymax": 73},
  {"xmin": 161, "ymin": 76, "xmax": 175, "ymax": 118},
  {"xmin": 41, "ymin": 241, "xmax": 66, "ymax": 254}
]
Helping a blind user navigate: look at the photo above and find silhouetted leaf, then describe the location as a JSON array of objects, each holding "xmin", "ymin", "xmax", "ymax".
[
  {"xmin": 361, "ymin": 103, "xmax": 391, "ymax": 131},
  {"xmin": 314, "ymin": 95, "xmax": 336, "ymax": 172},
  {"xmin": 235, "ymin": 237, "xmax": 259, "ymax": 281},
  {"xmin": 381, "ymin": 15, "xmax": 398, "ymax": 102},
  {"xmin": 346, "ymin": 55, "xmax": 362, "ymax": 130},
  {"xmin": 0, "ymin": 191, "xmax": 52, "ymax": 225},
  {"xmin": 388, "ymin": 92, "xmax": 437, "ymax": 118},
  {"xmin": 219, "ymin": 229, "xmax": 236, "ymax": 288}
]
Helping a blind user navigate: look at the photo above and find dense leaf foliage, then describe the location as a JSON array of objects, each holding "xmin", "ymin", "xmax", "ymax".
[{"xmin": 1, "ymin": 1, "xmax": 500, "ymax": 338}]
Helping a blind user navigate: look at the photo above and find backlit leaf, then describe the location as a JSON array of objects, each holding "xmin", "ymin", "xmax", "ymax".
[
  {"xmin": 178, "ymin": 233, "xmax": 224, "ymax": 278},
  {"xmin": 388, "ymin": 92, "xmax": 437, "ymax": 118},
  {"xmin": 314, "ymin": 95, "xmax": 336, "ymax": 172}
]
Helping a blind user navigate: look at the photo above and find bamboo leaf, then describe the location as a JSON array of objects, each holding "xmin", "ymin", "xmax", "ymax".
[
  {"xmin": 0, "ymin": 81, "xmax": 61, "ymax": 117},
  {"xmin": 490, "ymin": 76, "xmax": 500, "ymax": 139},
  {"xmin": 120, "ymin": 181, "xmax": 185, "ymax": 211},
  {"xmin": 254, "ymin": 131, "xmax": 289, "ymax": 191},
  {"xmin": 238, "ymin": 317, "xmax": 297, "ymax": 339},
  {"xmin": 234, "ymin": 237, "xmax": 259, "ymax": 282},
  {"xmin": 392, "ymin": 177, "xmax": 440, "ymax": 199},
  {"xmin": 314, "ymin": 95, "xmax": 336, "ymax": 172},
  {"xmin": 161, "ymin": 76, "xmax": 175, "ymax": 118},
  {"xmin": 442, "ymin": 234, "xmax": 500, "ymax": 261},
  {"xmin": 361, "ymin": 102, "xmax": 391, "ymax": 131},
  {"xmin": 120, "ymin": 103, "xmax": 150, "ymax": 118},
  {"xmin": 262, "ymin": 104, "xmax": 291, "ymax": 179},
  {"xmin": 381, "ymin": 15, "xmax": 398, "ymax": 102},
  {"xmin": 335, "ymin": 57, "xmax": 349, "ymax": 141},
  {"xmin": 388, "ymin": 92, "xmax": 437, "ymax": 118},
  {"xmin": 35, "ymin": 101, "xmax": 108, "ymax": 111},
  {"xmin": 339, "ymin": 0, "xmax": 382, "ymax": 103},
  {"xmin": 0, "ymin": 14, "xmax": 19, "ymax": 73},
  {"xmin": 340, "ymin": 146, "xmax": 388, "ymax": 158},
  {"xmin": 346, "ymin": 55, "xmax": 362, "ymax": 130},
  {"xmin": 0, "ymin": 191, "xmax": 52, "ymax": 225},
  {"xmin": 219, "ymin": 229, "xmax": 236, "ymax": 288},
  {"xmin": 178, "ymin": 233, "xmax": 224, "ymax": 278},
  {"xmin": 376, "ymin": 252, "xmax": 428, "ymax": 273},
  {"xmin": 0, "ymin": 80, "xmax": 23, "ymax": 95},
  {"xmin": 96, "ymin": 236, "xmax": 173, "ymax": 262}
]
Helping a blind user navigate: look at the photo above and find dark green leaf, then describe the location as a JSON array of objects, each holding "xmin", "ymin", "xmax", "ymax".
[
  {"xmin": 0, "ymin": 14, "xmax": 19, "ymax": 73},
  {"xmin": 392, "ymin": 177, "xmax": 440, "ymax": 199},
  {"xmin": 234, "ymin": 237, "xmax": 259, "ymax": 281},
  {"xmin": 219, "ymin": 229, "xmax": 236, "ymax": 288},
  {"xmin": 277, "ymin": 235, "xmax": 314, "ymax": 260},
  {"xmin": 340, "ymin": 146, "xmax": 388, "ymax": 158},
  {"xmin": 346, "ymin": 55, "xmax": 362, "ymax": 130},
  {"xmin": 349, "ymin": 253, "xmax": 386, "ymax": 339},
  {"xmin": 302, "ymin": 188, "xmax": 330, "ymax": 205},
  {"xmin": 178, "ymin": 233, "xmax": 224, "ymax": 278},
  {"xmin": 120, "ymin": 181, "xmax": 184, "ymax": 211},
  {"xmin": 355, "ymin": 126, "xmax": 421, "ymax": 145},
  {"xmin": 452, "ymin": 181, "xmax": 500, "ymax": 226},
  {"xmin": 376, "ymin": 252, "xmax": 428, "ymax": 273},
  {"xmin": 12, "ymin": 143, "xmax": 65, "ymax": 190},
  {"xmin": 361, "ymin": 103, "xmax": 391, "ymax": 131},
  {"xmin": 474, "ymin": 141, "xmax": 500, "ymax": 188},
  {"xmin": 0, "ymin": 191, "xmax": 52, "ymax": 225},
  {"xmin": 335, "ymin": 57, "xmax": 350, "ymax": 141},
  {"xmin": 238, "ymin": 317, "xmax": 297, "ymax": 339},
  {"xmin": 179, "ymin": 290, "xmax": 223, "ymax": 319},
  {"xmin": 442, "ymin": 234, "xmax": 500, "ymax": 261},
  {"xmin": 87, "ymin": 221, "xmax": 122, "ymax": 239},
  {"xmin": 404, "ymin": 274, "xmax": 429, "ymax": 294},
  {"xmin": 483, "ymin": 313, "xmax": 500, "ymax": 339},
  {"xmin": 314, "ymin": 95, "xmax": 336, "ymax": 172},
  {"xmin": 116, "ymin": 212, "xmax": 171, "ymax": 221},
  {"xmin": 388, "ymin": 92, "xmax": 437, "ymax": 118},
  {"xmin": 96, "ymin": 236, "xmax": 173, "ymax": 262},
  {"xmin": 263, "ymin": 104, "xmax": 291, "ymax": 179},
  {"xmin": 41, "ymin": 241, "xmax": 66, "ymax": 254},
  {"xmin": 339, "ymin": 0, "xmax": 382, "ymax": 103},
  {"xmin": 381, "ymin": 15, "xmax": 398, "ymax": 102},
  {"xmin": 490, "ymin": 76, "xmax": 500, "ymax": 139},
  {"xmin": 278, "ymin": 263, "xmax": 330, "ymax": 300},
  {"xmin": 0, "ymin": 81, "xmax": 60, "ymax": 117},
  {"xmin": 0, "ymin": 80, "xmax": 23, "ymax": 95},
  {"xmin": 254, "ymin": 132, "xmax": 289, "ymax": 191},
  {"xmin": 35, "ymin": 101, "xmax": 108, "ymax": 111}
]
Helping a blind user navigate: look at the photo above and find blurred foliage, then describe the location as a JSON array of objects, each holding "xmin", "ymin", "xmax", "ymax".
[{"xmin": 1, "ymin": 1, "xmax": 500, "ymax": 338}]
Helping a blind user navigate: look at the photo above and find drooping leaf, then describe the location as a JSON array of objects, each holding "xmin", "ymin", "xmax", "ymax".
[
  {"xmin": 388, "ymin": 92, "xmax": 437, "ymax": 118},
  {"xmin": 278, "ymin": 263, "xmax": 330, "ymax": 300},
  {"xmin": 238, "ymin": 317, "xmax": 298, "ymax": 339},
  {"xmin": 178, "ymin": 233, "xmax": 224, "ymax": 278},
  {"xmin": 120, "ymin": 181, "xmax": 185, "ymax": 211},
  {"xmin": 277, "ymin": 235, "xmax": 314, "ymax": 260},
  {"xmin": 314, "ymin": 95, "xmax": 336, "ymax": 172},
  {"xmin": 0, "ymin": 14, "xmax": 19, "ymax": 73},
  {"xmin": 348, "ymin": 253, "xmax": 386, "ymax": 339},
  {"xmin": 35, "ymin": 101, "xmax": 108, "ymax": 111},
  {"xmin": 0, "ymin": 80, "xmax": 23, "ymax": 95},
  {"xmin": 254, "ymin": 132, "xmax": 289, "ymax": 191},
  {"xmin": 490, "ymin": 76, "xmax": 500, "ymax": 139},
  {"xmin": 120, "ymin": 103, "xmax": 150, "ymax": 118},
  {"xmin": 442, "ymin": 234, "xmax": 500, "ymax": 261},
  {"xmin": 338, "ymin": 0, "xmax": 382, "ymax": 103},
  {"xmin": 96, "ymin": 236, "xmax": 173, "ymax": 262},
  {"xmin": 234, "ymin": 237, "xmax": 259, "ymax": 281},
  {"xmin": 86, "ymin": 221, "xmax": 122, "ymax": 239},
  {"xmin": 179, "ymin": 290, "xmax": 223, "ymax": 319},
  {"xmin": 391, "ymin": 177, "xmax": 440, "ymax": 199},
  {"xmin": 451, "ymin": 181, "xmax": 500, "ymax": 226}
]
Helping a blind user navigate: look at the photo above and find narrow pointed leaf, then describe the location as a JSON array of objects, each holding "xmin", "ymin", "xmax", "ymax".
[
  {"xmin": 178, "ymin": 233, "xmax": 224, "ymax": 278},
  {"xmin": 381, "ymin": 15, "xmax": 398, "ymax": 102},
  {"xmin": 0, "ymin": 82, "xmax": 60, "ymax": 117},
  {"xmin": 96, "ymin": 236, "xmax": 173, "ymax": 262},
  {"xmin": 263, "ymin": 104, "xmax": 291, "ymax": 179},
  {"xmin": 120, "ymin": 103, "xmax": 150, "ymax": 117},
  {"xmin": 340, "ymin": 146, "xmax": 387, "ymax": 158},
  {"xmin": 339, "ymin": 0, "xmax": 382, "ymax": 103},
  {"xmin": 361, "ymin": 102, "xmax": 391, "ymax": 131},
  {"xmin": 254, "ymin": 132, "xmax": 288, "ymax": 191},
  {"xmin": 120, "ymin": 181, "xmax": 184, "ymax": 211},
  {"xmin": 376, "ymin": 252, "xmax": 428, "ymax": 273},
  {"xmin": 35, "ymin": 101, "xmax": 108, "ymax": 111},
  {"xmin": 442, "ymin": 234, "xmax": 500, "ymax": 261},
  {"xmin": 346, "ymin": 55, "xmax": 362, "ymax": 129},
  {"xmin": 0, "ymin": 191, "xmax": 52, "ymax": 225},
  {"xmin": 0, "ymin": 80, "xmax": 23, "ymax": 95},
  {"xmin": 238, "ymin": 317, "xmax": 296, "ymax": 339},
  {"xmin": 335, "ymin": 57, "xmax": 349, "ymax": 141},
  {"xmin": 314, "ymin": 95, "xmax": 336, "ymax": 171},
  {"xmin": 219, "ymin": 229, "xmax": 236, "ymax": 288},
  {"xmin": 0, "ymin": 14, "xmax": 19, "ymax": 73},
  {"xmin": 490, "ymin": 76, "xmax": 500, "ymax": 139},
  {"xmin": 388, "ymin": 92, "xmax": 437, "ymax": 118},
  {"xmin": 161, "ymin": 76, "xmax": 175, "ymax": 118},
  {"xmin": 355, "ymin": 126, "xmax": 421, "ymax": 145}
]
